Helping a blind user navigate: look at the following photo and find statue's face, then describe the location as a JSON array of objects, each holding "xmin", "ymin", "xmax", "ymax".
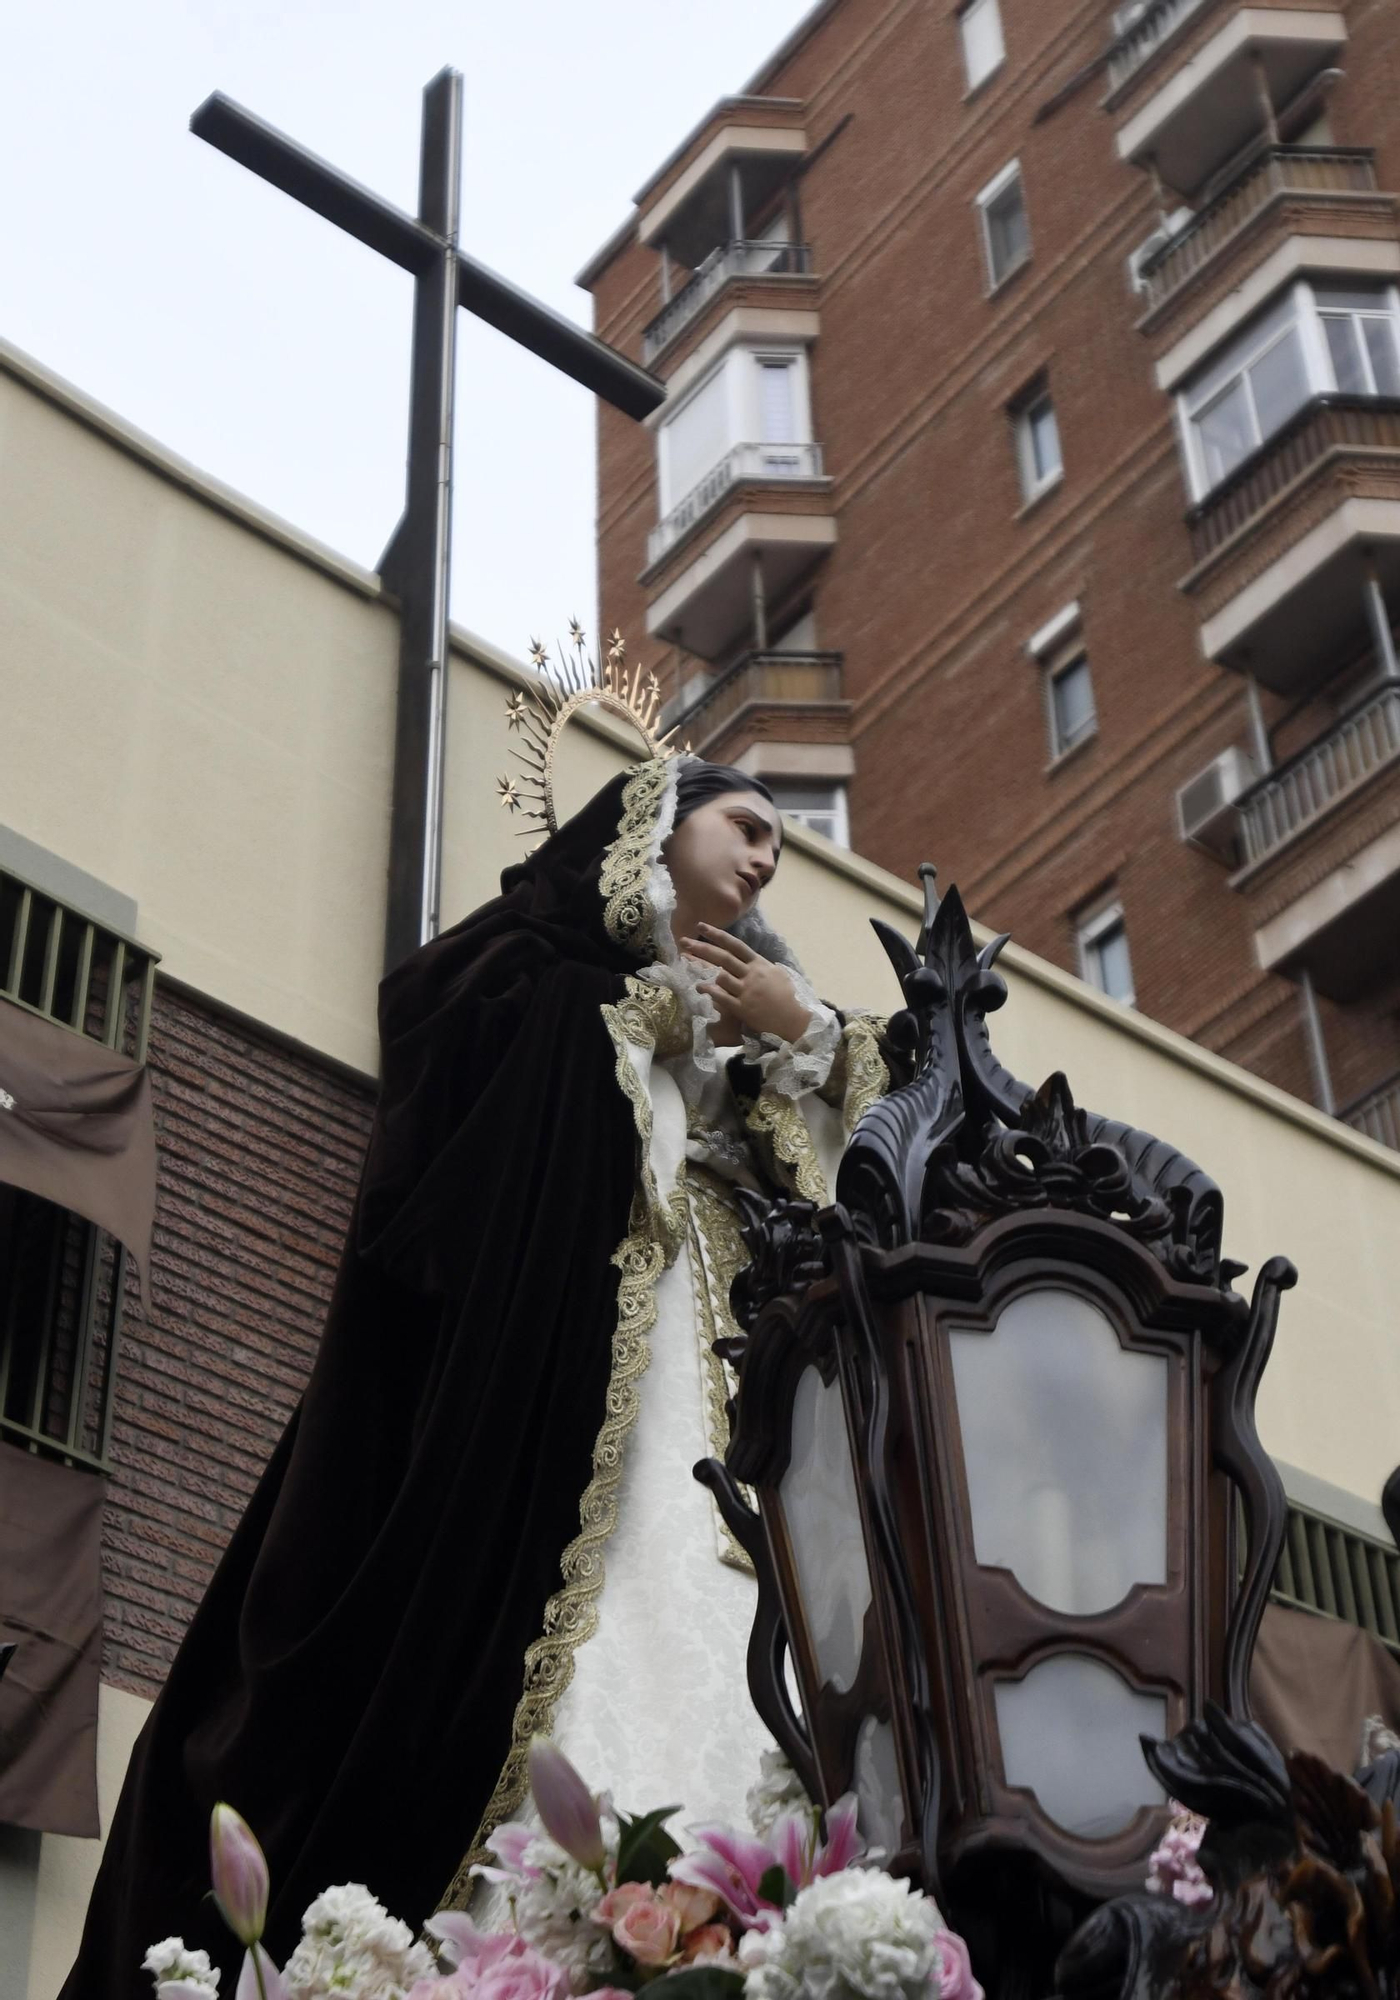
[{"xmin": 663, "ymin": 789, "xmax": 782, "ymax": 928}]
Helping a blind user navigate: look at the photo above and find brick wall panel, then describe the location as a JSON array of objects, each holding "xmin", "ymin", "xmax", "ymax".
[{"xmin": 100, "ymin": 984, "xmax": 374, "ymax": 1698}]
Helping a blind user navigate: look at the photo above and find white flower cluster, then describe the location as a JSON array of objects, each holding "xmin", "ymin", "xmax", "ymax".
[
  {"xmin": 141, "ymin": 1939, "xmax": 220, "ymax": 1996},
  {"xmin": 746, "ymin": 1749, "xmax": 811, "ymax": 1840},
  {"xmin": 503, "ymin": 1833, "xmax": 616, "ymax": 1989},
  {"xmin": 280, "ymin": 1882, "xmax": 436, "ymax": 1999},
  {"xmin": 740, "ymin": 1870, "xmax": 946, "ymax": 2000}
]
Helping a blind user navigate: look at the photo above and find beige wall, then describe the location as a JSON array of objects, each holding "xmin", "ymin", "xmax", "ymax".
[{"xmin": 5, "ymin": 339, "xmax": 1400, "ymax": 1510}]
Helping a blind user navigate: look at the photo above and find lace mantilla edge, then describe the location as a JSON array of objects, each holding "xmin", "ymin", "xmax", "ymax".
[
  {"xmin": 444, "ymin": 984, "xmax": 686, "ymax": 1905},
  {"xmin": 600, "ymin": 760, "xmax": 674, "ymax": 958}
]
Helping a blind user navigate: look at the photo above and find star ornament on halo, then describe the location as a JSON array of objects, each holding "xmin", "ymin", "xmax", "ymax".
[{"xmin": 496, "ymin": 623, "xmax": 680, "ymax": 840}]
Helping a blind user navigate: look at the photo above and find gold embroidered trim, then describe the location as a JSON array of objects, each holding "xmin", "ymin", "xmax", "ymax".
[
  {"xmin": 745, "ymin": 1089, "xmax": 829, "ymax": 1206},
  {"xmin": 840, "ymin": 1016, "xmax": 891, "ymax": 1134},
  {"xmin": 599, "ymin": 759, "xmax": 671, "ymax": 957},
  {"xmin": 686, "ymin": 1166, "xmax": 756, "ymax": 1575},
  {"xmin": 445, "ymin": 980, "xmax": 683, "ymax": 1903}
]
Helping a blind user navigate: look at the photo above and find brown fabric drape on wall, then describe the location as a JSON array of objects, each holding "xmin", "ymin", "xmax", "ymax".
[
  {"xmin": 0, "ymin": 1441, "xmax": 104, "ymax": 1836},
  {"xmin": 0, "ymin": 997, "xmax": 155, "ymax": 1308},
  {"xmin": 1250, "ymin": 1600, "xmax": 1400, "ymax": 1771}
]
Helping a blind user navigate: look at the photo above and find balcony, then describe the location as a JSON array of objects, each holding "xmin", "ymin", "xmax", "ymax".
[
  {"xmin": 1112, "ymin": 5, "xmax": 1347, "ymax": 198},
  {"xmin": 1138, "ymin": 147, "xmax": 1381, "ymax": 318},
  {"xmin": 635, "ymin": 99, "xmax": 807, "ymax": 268},
  {"xmin": 670, "ymin": 650, "xmax": 848, "ymax": 758},
  {"xmin": 642, "ymin": 240, "xmax": 814, "ymax": 364},
  {"xmin": 647, "ymin": 441, "xmax": 826, "ymax": 569},
  {"xmin": 1184, "ymin": 396, "xmax": 1400, "ymax": 689},
  {"xmin": 1238, "ymin": 681, "xmax": 1400, "ymax": 866},
  {"xmin": 1108, "ymin": 0, "xmax": 1216, "ymax": 94}
]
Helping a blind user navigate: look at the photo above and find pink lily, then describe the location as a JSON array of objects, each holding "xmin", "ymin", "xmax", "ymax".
[
  {"xmin": 469, "ymin": 1821, "xmax": 542, "ymax": 1888},
  {"xmin": 670, "ymin": 1794, "xmax": 863, "ymax": 1929},
  {"xmin": 234, "ymin": 1943, "xmax": 288, "ymax": 2000},
  {"xmin": 528, "ymin": 1738, "xmax": 607, "ymax": 1873}
]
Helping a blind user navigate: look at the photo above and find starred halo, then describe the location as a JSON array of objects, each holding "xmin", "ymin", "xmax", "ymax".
[{"xmin": 499, "ymin": 621, "xmax": 681, "ymax": 839}]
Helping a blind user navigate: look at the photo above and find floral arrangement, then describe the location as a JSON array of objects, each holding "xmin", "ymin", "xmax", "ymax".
[
  {"xmin": 144, "ymin": 1742, "xmax": 982, "ymax": 2000},
  {"xmin": 1145, "ymin": 1802, "xmax": 1211, "ymax": 1908}
]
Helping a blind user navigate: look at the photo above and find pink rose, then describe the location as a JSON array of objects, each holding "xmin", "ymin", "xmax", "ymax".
[
  {"xmin": 612, "ymin": 1888, "xmax": 682, "ymax": 1967},
  {"xmin": 659, "ymin": 1882, "xmax": 722, "ymax": 1933},
  {"xmin": 680, "ymin": 1924, "xmax": 734, "ymax": 1965},
  {"xmin": 935, "ymin": 1929, "xmax": 984, "ymax": 2000},
  {"xmin": 593, "ymin": 1881, "xmax": 653, "ymax": 1928}
]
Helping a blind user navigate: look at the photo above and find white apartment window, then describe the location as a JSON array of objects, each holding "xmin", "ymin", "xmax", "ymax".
[
  {"xmin": 758, "ymin": 357, "xmax": 797, "ymax": 442},
  {"xmin": 1077, "ymin": 902, "xmax": 1135, "ymax": 1006},
  {"xmin": 959, "ymin": 0, "xmax": 1005, "ymax": 91},
  {"xmin": 976, "ymin": 161, "xmax": 1030, "ymax": 290},
  {"xmin": 1047, "ymin": 650, "xmax": 1096, "ymax": 758},
  {"xmin": 1012, "ymin": 383, "xmax": 1063, "ymax": 502},
  {"xmin": 1317, "ymin": 288, "xmax": 1400, "ymax": 397},
  {"xmin": 659, "ymin": 364, "xmax": 731, "ymax": 512},
  {"xmin": 1179, "ymin": 282, "xmax": 1400, "ymax": 498},
  {"xmin": 767, "ymin": 780, "xmax": 850, "ymax": 847},
  {"xmin": 656, "ymin": 346, "xmax": 813, "ymax": 513}
]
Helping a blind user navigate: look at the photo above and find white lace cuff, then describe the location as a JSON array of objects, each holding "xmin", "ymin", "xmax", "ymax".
[{"xmin": 742, "ymin": 1000, "xmax": 843, "ymax": 1100}]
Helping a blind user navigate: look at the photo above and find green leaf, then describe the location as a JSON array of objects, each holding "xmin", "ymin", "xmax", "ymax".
[
  {"xmin": 756, "ymin": 1865, "xmax": 797, "ymax": 1909},
  {"xmin": 648, "ymin": 1970, "xmax": 746, "ymax": 2000},
  {"xmin": 615, "ymin": 1805, "xmax": 684, "ymax": 1887}
]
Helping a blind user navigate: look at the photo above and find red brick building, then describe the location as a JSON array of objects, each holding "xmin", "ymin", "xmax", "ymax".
[{"xmin": 582, "ymin": 0, "xmax": 1400, "ymax": 1143}]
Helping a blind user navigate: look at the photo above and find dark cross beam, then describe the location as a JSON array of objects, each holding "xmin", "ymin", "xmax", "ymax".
[{"xmin": 190, "ymin": 69, "xmax": 664, "ymax": 975}]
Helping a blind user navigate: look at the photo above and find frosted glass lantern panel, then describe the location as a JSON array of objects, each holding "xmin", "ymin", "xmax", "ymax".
[
  {"xmin": 854, "ymin": 1715, "xmax": 904, "ymax": 1862},
  {"xmin": 996, "ymin": 1654, "xmax": 1166, "ymax": 1837},
  {"xmin": 948, "ymin": 1289, "xmax": 1168, "ymax": 1615},
  {"xmin": 779, "ymin": 1365, "xmax": 873, "ymax": 1694}
]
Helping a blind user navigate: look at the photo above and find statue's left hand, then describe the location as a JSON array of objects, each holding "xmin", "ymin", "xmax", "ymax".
[{"xmin": 682, "ymin": 925, "xmax": 815, "ymax": 1045}]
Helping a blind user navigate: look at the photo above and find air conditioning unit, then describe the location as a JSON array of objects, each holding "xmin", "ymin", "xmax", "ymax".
[{"xmin": 1176, "ymin": 747, "xmax": 1257, "ymax": 859}]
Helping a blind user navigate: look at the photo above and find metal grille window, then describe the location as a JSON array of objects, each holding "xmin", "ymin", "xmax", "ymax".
[
  {"xmin": 1270, "ymin": 1500, "xmax": 1400, "ymax": 1656},
  {"xmin": 0, "ymin": 868, "xmax": 157, "ymax": 1469}
]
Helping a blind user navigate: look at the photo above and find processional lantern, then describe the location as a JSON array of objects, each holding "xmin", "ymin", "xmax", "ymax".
[{"xmin": 699, "ymin": 870, "xmax": 1295, "ymax": 1961}]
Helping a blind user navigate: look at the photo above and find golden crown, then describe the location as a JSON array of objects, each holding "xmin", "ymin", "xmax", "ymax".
[{"xmin": 497, "ymin": 623, "xmax": 683, "ymax": 838}]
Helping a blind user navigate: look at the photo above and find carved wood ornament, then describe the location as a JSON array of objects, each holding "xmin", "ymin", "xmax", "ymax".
[{"xmin": 697, "ymin": 869, "xmax": 1295, "ymax": 1979}]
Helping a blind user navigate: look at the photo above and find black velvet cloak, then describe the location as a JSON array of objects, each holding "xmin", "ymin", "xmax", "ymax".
[{"xmin": 62, "ymin": 770, "xmax": 664, "ymax": 1997}]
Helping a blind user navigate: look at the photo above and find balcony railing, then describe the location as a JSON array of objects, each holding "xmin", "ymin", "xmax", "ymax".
[
  {"xmin": 1238, "ymin": 681, "xmax": 1400, "ymax": 865},
  {"xmin": 1188, "ymin": 396, "xmax": 1400, "ymax": 565},
  {"xmin": 642, "ymin": 241, "xmax": 813, "ymax": 364},
  {"xmin": 671, "ymin": 649, "xmax": 845, "ymax": 750},
  {"xmin": 1342, "ymin": 1071, "xmax": 1400, "ymax": 1154},
  {"xmin": 0, "ymin": 869, "xmax": 159, "ymax": 1469},
  {"xmin": 1139, "ymin": 148, "xmax": 1378, "ymax": 313},
  {"xmin": 1107, "ymin": 0, "xmax": 1216, "ymax": 93},
  {"xmin": 647, "ymin": 441, "xmax": 825, "ymax": 568}
]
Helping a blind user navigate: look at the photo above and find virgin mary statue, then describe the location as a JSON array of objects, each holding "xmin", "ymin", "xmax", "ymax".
[{"xmin": 62, "ymin": 748, "xmax": 889, "ymax": 1997}]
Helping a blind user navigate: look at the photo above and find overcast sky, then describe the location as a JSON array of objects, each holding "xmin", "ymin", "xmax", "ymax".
[{"xmin": 2, "ymin": 0, "xmax": 812, "ymax": 659}]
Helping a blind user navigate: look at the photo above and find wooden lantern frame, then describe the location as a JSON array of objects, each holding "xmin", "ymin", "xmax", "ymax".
[{"xmin": 699, "ymin": 871, "xmax": 1293, "ymax": 1921}]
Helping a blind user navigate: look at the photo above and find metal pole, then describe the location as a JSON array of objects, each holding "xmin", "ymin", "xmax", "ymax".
[
  {"xmin": 1299, "ymin": 968, "xmax": 1336, "ymax": 1117},
  {"xmin": 750, "ymin": 552, "xmax": 768, "ymax": 652},
  {"xmin": 1251, "ymin": 52, "xmax": 1279, "ymax": 146},
  {"xmin": 1364, "ymin": 565, "xmax": 1400, "ymax": 682},
  {"xmin": 1244, "ymin": 671, "xmax": 1272, "ymax": 772},
  {"xmin": 384, "ymin": 68, "xmax": 461, "ymax": 972},
  {"xmin": 729, "ymin": 163, "xmax": 744, "ymax": 245},
  {"xmin": 659, "ymin": 244, "xmax": 672, "ymax": 305}
]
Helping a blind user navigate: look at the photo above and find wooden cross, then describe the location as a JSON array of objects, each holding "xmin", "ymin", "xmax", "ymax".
[{"xmin": 190, "ymin": 69, "xmax": 664, "ymax": 974}]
